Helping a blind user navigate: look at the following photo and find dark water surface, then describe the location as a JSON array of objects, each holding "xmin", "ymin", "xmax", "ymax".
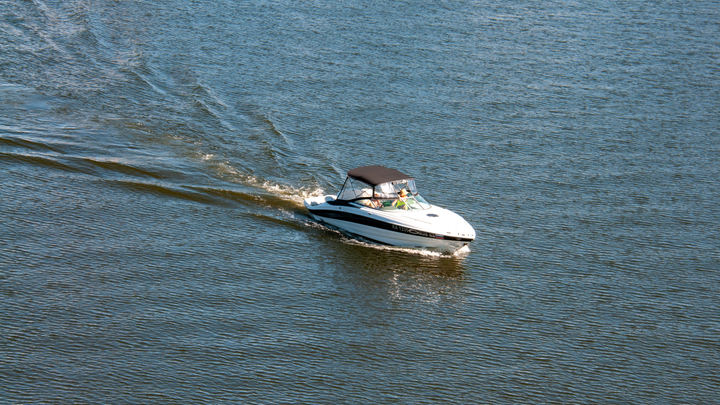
[{"xmin": 2, "ymin": 0, "xmax": 719, "ymax": 403}]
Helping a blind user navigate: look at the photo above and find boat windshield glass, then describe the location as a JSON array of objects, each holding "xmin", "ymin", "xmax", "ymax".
[
  {"xmin": 337, "ymin": 177, "xmax": 374, "ymax": 201},
  {"xmin": 340, "ymin": 177, "xmax": 431, "ymax": 211}
]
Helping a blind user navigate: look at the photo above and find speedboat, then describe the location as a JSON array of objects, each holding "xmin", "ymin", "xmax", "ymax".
[{"xmin": 304, "ymin": 165, "xmax": 475, "ymax": 253}]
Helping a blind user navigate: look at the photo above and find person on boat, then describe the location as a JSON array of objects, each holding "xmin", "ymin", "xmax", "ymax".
[
  {"xmin": 363, "ymin": 192, "xmax": 381, "ymax": 209},
  {"xmin": 394, "ymin": 188, "xmax": 409, "ymax": 210}
]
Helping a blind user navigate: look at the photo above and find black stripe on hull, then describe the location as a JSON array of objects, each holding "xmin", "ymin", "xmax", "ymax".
[{"xmin": 308, "ymin": 208, "xmax": 473, "ymax": 243}]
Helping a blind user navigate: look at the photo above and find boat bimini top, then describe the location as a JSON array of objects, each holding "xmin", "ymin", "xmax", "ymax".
[{"xmin": 336, "ymin": 165, "xmax": 431, "ymax": 211}]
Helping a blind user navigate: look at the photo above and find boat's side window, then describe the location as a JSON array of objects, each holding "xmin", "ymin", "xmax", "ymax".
[{"xmin": 339, "ymin": 187, "xmax": 372, "ymax": 201}]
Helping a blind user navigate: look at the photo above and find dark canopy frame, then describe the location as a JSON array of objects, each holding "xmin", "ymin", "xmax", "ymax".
[
  {"xmin": 346, "ymin": 165, "xmax": 413, "ymax": 186},
  {"xmin": 336, "ymin": 165, "xmax": 422, "ymax": 206}
]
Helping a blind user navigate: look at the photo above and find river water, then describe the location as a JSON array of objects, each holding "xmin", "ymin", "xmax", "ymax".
[{"xmin": 2, "ymin": 1, "xmax": 719, "ymax": 403}]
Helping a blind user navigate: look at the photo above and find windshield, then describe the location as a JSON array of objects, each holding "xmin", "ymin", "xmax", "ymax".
[
  {"xmin": 337, "ymin": 177, "xmax": 374, "ymax": 200},
  {"xmin": 338, "ymin": 177, "xmax": 431, "ymax": 211}
]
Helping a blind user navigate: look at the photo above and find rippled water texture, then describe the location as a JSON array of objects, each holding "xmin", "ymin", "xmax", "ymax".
[{"xmin": 2, "ymin": 0, "xmax": 719, "ymax": 403}]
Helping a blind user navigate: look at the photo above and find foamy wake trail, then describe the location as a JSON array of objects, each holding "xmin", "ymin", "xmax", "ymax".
[
  {"xmin": 260, "ymin": 181, "xmax": 326, "ymax": 203},
  {"xmin": 211, "ymin": 161, "xmax": 326, "ymax": 205}
]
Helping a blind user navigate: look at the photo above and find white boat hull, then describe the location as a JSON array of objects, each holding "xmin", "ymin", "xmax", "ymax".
[
  {"xmin": 310, "ymin": 213, "xmax": 470, "ymax": 252},
  {"xmin": 304, "ymin": 195, "xmax": 475, "ymax": 253}
]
